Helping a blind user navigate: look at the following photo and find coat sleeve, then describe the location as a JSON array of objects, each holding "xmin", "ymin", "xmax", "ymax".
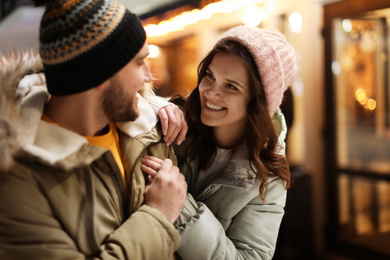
[
  {"xmin": 175, "ymin": 177, "xmax": 287, "ymax": 260},
  {"xmin": 98, "ymin": 205, "xmax": 180, "ymax": 260},
  {"xmin": 0, "ymin": 168, "xmax": 180, "ymax": 260}
]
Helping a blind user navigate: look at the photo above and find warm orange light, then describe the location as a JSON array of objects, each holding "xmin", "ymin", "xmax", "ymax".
[
  {"xmin": 355, "ymin": 88, "xmax": 366, "ymax": 102},
  {"xmin": 144, "ymin": 0, "xmax": 263, "ymax": 37},
  {"xmin": 366, "ymin": 99, "xmax": 377, "ymax": 110},
  {"xmin": 355, "ymin": 88, "xmax": 376, "ymax": 111}
]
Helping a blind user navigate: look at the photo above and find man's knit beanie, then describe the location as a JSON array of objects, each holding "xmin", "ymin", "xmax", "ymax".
[
  {"xmin": 217, "ymin": 26, "xmax": 298, "ymax": 115},
  {"xmin": 33, "ymin": 0, "xmax": 146, "ymax": 96}
]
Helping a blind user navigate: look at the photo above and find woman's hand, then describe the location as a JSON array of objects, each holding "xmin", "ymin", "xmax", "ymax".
[
  {"xmin": 141, "ymin": 155, "xmax": 164, "ymax": 183},
  {"xmin": 158, "ymin": 105, "xmax": 188, "ymax": 146}
]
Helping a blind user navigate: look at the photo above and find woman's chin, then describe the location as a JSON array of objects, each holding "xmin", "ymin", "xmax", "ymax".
[{"xmin": 201, "ymin": 115, "xmax": 215, "ymax": 127}]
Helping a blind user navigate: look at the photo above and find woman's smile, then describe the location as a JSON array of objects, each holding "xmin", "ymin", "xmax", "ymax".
[{"xmin": 205, "ymin": 100, "xmax": 225, "ymax": 111}]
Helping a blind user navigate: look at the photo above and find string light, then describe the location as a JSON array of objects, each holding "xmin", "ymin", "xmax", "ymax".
[
  {"xmin": 288, "ymin": 12, "xmax": 302, "ymax": 33},
  {"xmin": 241, "ymin": 5, "xmax": 263, "ymax": 27},
  {"xmin": 144, "ymin": 0, "xmax": 263, "ymax": 37},
  {"xmin": 355, "ymin": 88, "xmax": 377, "ymax": 111},
  {"xmin": 342, "ymin": 19, "xmax": 352, "ymax": 32},
  {"xmin": 148, "ymin": 44, "xmax": 162, "ymax": 59}
]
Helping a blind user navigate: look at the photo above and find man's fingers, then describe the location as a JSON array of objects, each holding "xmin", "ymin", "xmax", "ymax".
[
  {"xmin": 158, "ymin": 158, "xmax": 173, "ymax": 173},
  {"xmin": 143, "ymin": 157, "xmax": 187, "ymax": 223}
]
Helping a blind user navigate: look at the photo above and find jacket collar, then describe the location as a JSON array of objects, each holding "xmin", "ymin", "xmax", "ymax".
[
  {"xmin": 115, "ymin": 93, "xmax": 158, "ymax": 138},
  {"xmin": 210, "ymin": 146, "xmax": 256, "ymax": 190}
]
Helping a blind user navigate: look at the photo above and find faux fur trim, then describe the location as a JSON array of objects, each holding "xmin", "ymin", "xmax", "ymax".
[
  {"xmin": 115, "ymin": 93, "xmax": 158, "ymax": 138},
  {"xmin": 0, "ymin": 51, "xmax": 43, "ymax": 172}
]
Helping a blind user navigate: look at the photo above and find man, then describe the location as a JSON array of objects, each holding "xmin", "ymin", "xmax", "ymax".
[{"xmin": 0, "ymin": 0, "xmax": 187, "ymax": 259}]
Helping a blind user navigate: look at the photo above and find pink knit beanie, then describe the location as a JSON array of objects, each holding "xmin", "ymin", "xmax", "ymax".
[{"xmin": 217, "ymin": 26, "xmax": 298, "ymax": 114}]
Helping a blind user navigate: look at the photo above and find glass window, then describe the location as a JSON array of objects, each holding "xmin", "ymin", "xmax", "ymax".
[
  {"xmin": 338, "ymin": 174, "xmax": 390, "ymax": 255},
  {"xmin": 332, "ymin": 14, "xmax": 390, "ymax": 174},
  {"xmin": 331, "ymin": 8, "xmax": 390, "ymax": 257}
]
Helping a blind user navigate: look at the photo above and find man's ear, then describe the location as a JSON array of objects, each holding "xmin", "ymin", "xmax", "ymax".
[{"xmin": 95, "ymin": 80, "xmax": 109, "ymax": 91}]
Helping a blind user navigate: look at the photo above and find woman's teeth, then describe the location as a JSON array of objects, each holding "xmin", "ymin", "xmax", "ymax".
[{"xmin": 206, "ymin": 101, "xmax": 223, "ymax": 110}]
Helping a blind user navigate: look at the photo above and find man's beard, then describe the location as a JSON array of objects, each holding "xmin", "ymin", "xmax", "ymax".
[{"xmin": 101, "ymin": 83, "xmax": 139, "ymax": 122}]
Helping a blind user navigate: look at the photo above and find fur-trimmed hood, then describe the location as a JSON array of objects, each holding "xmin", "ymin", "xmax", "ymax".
[{"xmin": 0, "ymin": 52, "xmax": 44, "ymax": 172}]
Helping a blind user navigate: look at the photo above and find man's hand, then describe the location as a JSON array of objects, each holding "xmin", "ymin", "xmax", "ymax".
[
  {"xmin": 158, "ymin": 105, "xmax": 188, "ymax": 146},
  {"xmin": 143, "ymin": 158, "xmax": 187, "ymax": 223}
]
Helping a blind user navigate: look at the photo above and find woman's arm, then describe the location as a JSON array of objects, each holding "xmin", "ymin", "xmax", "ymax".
[
  {"xmin": 140, "ymin": 84, "xmax": 188, "ymax": 146},
  {"xmin": 174, "ymin": 178, "xmax": 286, "ymax": 260},
  {"xmin": 142, "ymin": 156, "xmax": 287, "ymax": 260}
]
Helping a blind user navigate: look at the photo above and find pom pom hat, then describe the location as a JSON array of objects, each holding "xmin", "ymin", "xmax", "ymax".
[
  {"xmin": 35, "ymin": 0, "xmax": 146, "ymax": 96},
  {"xmin": 217, "ymin": 26, "xmax": 297, "ymax": 114}
]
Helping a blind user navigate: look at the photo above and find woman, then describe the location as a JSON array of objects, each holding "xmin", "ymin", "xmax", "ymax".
[{"xmin": 142, "ymin": 26, "xmax": 298, "ymax": 259}]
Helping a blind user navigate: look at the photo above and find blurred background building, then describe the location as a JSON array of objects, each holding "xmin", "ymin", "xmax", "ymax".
[{"xmin": 1, "ymin": 0, "xmax": 389, "ymax": 259}]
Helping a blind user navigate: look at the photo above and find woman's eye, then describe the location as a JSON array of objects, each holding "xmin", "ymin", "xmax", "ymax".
[
  {"xmin": 227, "ymin": 84, "xmax": 238, "ymax": 90},
  {"xmin": 205, "ymin": 71, "xmax": 214, "ymax": 80}
]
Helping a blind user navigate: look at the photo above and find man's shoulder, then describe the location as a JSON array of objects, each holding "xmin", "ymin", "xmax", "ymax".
[{"xmin": 118, "ymin": 123, "xmax": 163, "ymax": 145}]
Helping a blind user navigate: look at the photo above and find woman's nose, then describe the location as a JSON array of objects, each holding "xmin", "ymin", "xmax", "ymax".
[{"xmin": 205, "ymin": 84, "xmax": 222, "ymax": 98}]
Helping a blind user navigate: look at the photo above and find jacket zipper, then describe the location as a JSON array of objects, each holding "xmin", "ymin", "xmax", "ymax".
[
  {"xmin": 107, "ymin": 152, "xmax": 128, "ymax": 220},
  {"xmin": 127, "ymin": 140, "xmax": 164, "ymax": 215}
]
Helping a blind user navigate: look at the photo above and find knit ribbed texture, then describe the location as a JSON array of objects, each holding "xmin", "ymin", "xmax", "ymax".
[
  {"xmin": 38, "ymin": 0, "xmax": 146, "ymax": 96},
  {"xmin": 218, "ymin": 26, "xmax": 298, "ymax": 114}
]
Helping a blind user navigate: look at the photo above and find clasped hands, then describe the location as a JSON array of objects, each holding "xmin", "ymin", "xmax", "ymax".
[
  {"xmin": 143, "ymin": 105, "xmax": 188, "ymax": 223},
  {"xmin": 142, "ymin": 156, "xmax": 187, "ymax": 223}
]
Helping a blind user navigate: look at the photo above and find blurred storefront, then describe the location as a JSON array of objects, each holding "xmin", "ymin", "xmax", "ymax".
[
  {"xmin": 140, "ymin": 0, "xmax": 390, "ymax": 259},
  {"xmin": 324, "ymin": 0, "xmax": 390, "ymax": 259}
]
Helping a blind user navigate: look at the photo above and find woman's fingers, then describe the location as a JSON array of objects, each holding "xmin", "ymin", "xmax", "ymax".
[
  {"xmin": 159, "ymin": 105, "xmax": 188, "ymax": 146},
  {"xmin": 141, "ymin": 156, "xmax": 164, "ymax": 178},
  {"xmin": 141, "ymin": 164, "xmax": 158, "ymax": 178}
]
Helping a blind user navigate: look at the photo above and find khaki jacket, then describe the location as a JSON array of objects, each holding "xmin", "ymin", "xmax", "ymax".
[{"xmin": 0, "ymin": 54, "xmax": 180, "ymax": 259}]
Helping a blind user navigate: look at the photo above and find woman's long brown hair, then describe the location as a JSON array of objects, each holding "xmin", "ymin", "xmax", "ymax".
[{"xmin": 178, "ymin": 40, "xmax": 290, "ymax": 200}]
